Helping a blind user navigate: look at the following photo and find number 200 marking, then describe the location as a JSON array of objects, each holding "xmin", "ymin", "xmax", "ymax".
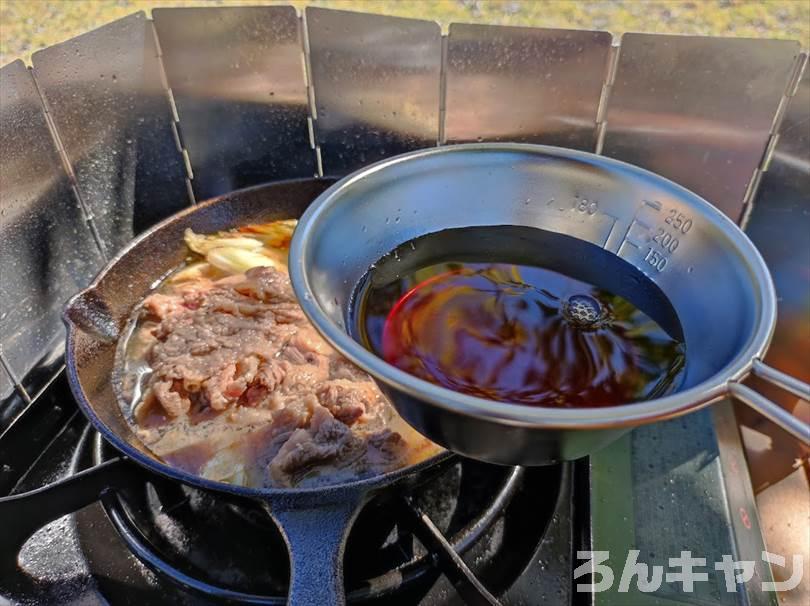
[{"xmin": 652, "ymin": 228, "xmax": 679, "ymax": 253}]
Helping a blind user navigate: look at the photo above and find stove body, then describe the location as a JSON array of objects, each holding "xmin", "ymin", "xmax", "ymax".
[{"xmin": 1, "ymin": 6, "xmax": 807, "ymax": 605}]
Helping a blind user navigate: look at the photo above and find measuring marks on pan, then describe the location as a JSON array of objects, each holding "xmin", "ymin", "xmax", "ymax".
[
  {"xmin": 529, "ymin": 194, "xmax": 696, "ymax": 278},
  {"xmin": 533, "ymin": 195, "xmax": 618, "ymax": 249},
  {"xmin": 612, "ymin": 199, "xmax": 696, "ymax": 276}
]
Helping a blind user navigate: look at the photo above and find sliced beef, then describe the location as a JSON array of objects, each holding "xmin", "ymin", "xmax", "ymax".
[
  {"xmin": 142, "ymin": 268, "xmax": 296, "ymax": 417},
  {"xmin": 267, "ymin": 405, "xmax": 411, "ymax": 487},
  {"xmin": 316, "ymin": 379, "xmax": 380, "ymax": 425},
  {"xmin": 329, "ymin": 357, "xmax": 370, "ymax": 381},
  {"xmin": 235, "ymin": 266, "xmax": 297, "ymax": 304},
  {"xmin": 143, "ymin": 281, "xmax": 209, "ymax": 320},
  {"xmin": 268, "ymin": 405, "xmax": 365, "ymax": 486},
  {"xmin": 135, "ymin": 265, "xmax": 435, "ymax": 488},
  {"xmin": 141, "ymin": 266, "xmax": 380, "ymax": 423},
  {"xmin": 282, "ymin": 353, "xmax": 330, "ymax": 388},
  {"xmin": 143, "ymin": 293, "xmax": 185, "ymax": 321},
  {"xmin": 152, "ymin": 379, "xmax": 190, "ymax": 417},
  {"xmin": 366, "ymin": 429, "xmax": 409, "ymax": 467}
]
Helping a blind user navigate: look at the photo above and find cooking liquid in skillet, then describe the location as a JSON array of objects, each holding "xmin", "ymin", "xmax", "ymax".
[{"xmin": 352, "ymin": 226, "xmax": 686, "ymax": 408}]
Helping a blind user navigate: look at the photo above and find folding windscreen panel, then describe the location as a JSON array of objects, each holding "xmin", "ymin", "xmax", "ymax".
[
  {"xmin": 590, "ymin": 36, "xmax": 805, "ymax": 606},
  {"xmin": 0, "ymin": 61, "xmax": 105, "ymax": 411},
  {"xmin": 305, "ymin": 7, "xmax": 442, "ymax": 176},
  {"xmin": 745, "ymin": 54, "xmax": 809, "ymax": 393},
  {"xmin": 602, "ymin": 34, "xmax": 801, "ymax": 221},
  {"xmin": 153, "ymin": 6, "xmax": 316, "ymax": 200},
  {"xmin": 444, "ymin": 23, "xmax": 612, "ymax": 150},
  {"xmin": 32, "ymin": 12, "xmax": 189, "ymax": 255}
]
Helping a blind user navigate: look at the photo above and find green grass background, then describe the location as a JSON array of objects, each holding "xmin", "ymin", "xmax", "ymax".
[{"xmin": 1, "ymin": 0, "xmax": 808, "ymax": 66}]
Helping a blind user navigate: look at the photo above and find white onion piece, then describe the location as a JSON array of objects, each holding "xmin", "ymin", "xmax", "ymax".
[
  {"xmin": 207, "ymin": 247, "xmax": 283, "ymax": 275},
  {"xmin": 184, "ymin": 228, "xmax": 263, "ymax": 255}
]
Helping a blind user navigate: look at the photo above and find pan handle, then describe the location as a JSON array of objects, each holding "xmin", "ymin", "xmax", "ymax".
[
  {"xmin": 728, "ymin": 360, "xmax": 810, "ymax": 445},
  {"xmin": 63, "ymin": 287, "xmax": 118, "ymax": 341},
  {"xmin": 267, "ymin": 496, "xmax": 363, "ymax": 606},
  {"xmin": 0, "ymin": 458, "xmax": 136, "ymax": 560}
]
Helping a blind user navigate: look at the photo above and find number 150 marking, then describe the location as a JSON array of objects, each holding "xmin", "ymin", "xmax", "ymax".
[{"xmin": 644, "ymin": 248, "xmax": 667, "ymax": 272}]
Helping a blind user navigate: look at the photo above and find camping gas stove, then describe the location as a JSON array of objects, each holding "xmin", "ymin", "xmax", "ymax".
[{"xmin": 1, "ymin": 5, "xmax": 807, "ymax": 605}]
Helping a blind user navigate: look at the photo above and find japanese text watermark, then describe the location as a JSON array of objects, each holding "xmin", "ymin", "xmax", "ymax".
[{"xmin": 574, "ymin": 550, "xmax": 804, "ymax": 592}]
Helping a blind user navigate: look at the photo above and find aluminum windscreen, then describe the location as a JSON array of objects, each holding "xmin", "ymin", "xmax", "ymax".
[{"xmin": 0, "ymin": 4, "xmax": 804, "ymax": 440}]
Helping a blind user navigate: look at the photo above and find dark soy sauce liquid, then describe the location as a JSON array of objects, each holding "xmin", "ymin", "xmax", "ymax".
[{"xmin": 351, "ymin": 226, "xmax": 686, "ymax": 408}]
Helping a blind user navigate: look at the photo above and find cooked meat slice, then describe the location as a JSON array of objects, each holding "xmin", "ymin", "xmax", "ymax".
[
  {"xmin": 143, "ymin": 293, "xmax": 184, "ymax": 320},
  {"xmin": 143, "ymin": 270, "xmax": 288, "ymax": 417},
  {"xmin": 143, "ymin": 281, "xmax": 209, "ymax": 320},
  {"xmin": 266, "ymin": 395, "xmax": 316, "ymax": 441},
  {"xmin": 236, "ymin": 266, "xmax": 297, "ymax": 304},
  {"xmin": 268, "ymin": 405, "xmax": 365, "ymax": 486},
  {"xmin": 289, "ymin": 326, "xmax": 331, "ymax": 356},
  {"xmin": 133, "ymin": 390, "xmax": 167, "ymax": 426},
  {"xmin": 258, "ymin": 358, "xmax": 288, "ymax": 389},
  {"xmin": 152, "ymin": 379, "xmax": 191, "ymax": 417},
  {"xmin": 281, "ymin": 344, "xmax": 307, "ymax": 365},
  {"xmin": 235, "ymin": 355, "xmax": 260, "ymax": 386},
  {"xmin": 282, "ymin": 351, "xmax": 330, "ymax": 387},
  {"xmin": 269, "ymin": 303, "xmax": 306, "ymax": 325},
  {"xmin": 239, "ymin": 359, "xmax": 289, "ymax": 407},
  {"xmin": 366, "ymin": 429, "xmax": 408, "ymax": 467},
  {"xmin": 329, "ymin": 357, "xmax": 369, "ymax": 381},
  {"xmin": 142, "ymin": 266, "xmax": 382, "ymax": 421},
  {"xmin": 316, "ymin": 379, "xmax": 380, "ymax": 425},
  {"xmin": 204, "ymin": 363, "xmax": 239, "ymax": 410},
  {"xmin": 207, "ymin": 293, "xmax": 268, "ymax": 318}
]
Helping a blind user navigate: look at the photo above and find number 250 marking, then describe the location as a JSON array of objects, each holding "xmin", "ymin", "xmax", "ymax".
[{"xmin": 665, "ymin": 210, "xmax": 693, "ymax": 234}]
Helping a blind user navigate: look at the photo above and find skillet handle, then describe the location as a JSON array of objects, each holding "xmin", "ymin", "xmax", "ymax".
[
  {"xmin": 268, "ymin": 497, "xmax": 362, "ymax": 606},
  {"xmin": 63, "ymin": 287, "xmax": 118, "ymax": 341},
  {"xmin": 0, "ymin": 458, "xmax": 136, "ymax": 560},
  {"xmin": 728, "ymin": 360, "xmax": 810, "ymax": 445}
]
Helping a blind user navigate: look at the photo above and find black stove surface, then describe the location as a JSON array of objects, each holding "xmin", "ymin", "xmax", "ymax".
[{"xmin": 1, "ymin": 373, "xmax": 579, "ymax": 605}]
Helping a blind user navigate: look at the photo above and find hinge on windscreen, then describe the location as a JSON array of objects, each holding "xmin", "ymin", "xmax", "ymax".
[
  {"xmin": 150, "ymin": 19, "xmax": 196, "ymax": 206},
  {"xmin": 594, "ymin": 37, "xmax": 621, "ymax": 155},
  {"xmin": 300, "ymin": 11, "xmax": 323, "ymax": 177},
  {"xmin": 739, "ymin": 52, "xmax": 807, "ymax": 229},
  {"xmin": 28, "ymin": 65, "xmax": 109, "ymax": 260}
]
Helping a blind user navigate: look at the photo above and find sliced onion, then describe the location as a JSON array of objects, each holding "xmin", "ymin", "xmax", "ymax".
[
  {"xmin": 184, "ymin": 228, "xmax": 263, "ymax": 255},
  {"xmin": 237, "ymin": 219, "xmax": 297, "ymax": 248},
  {"xmin": 206, "ymin": 247, "xmax": 283, "ymax": 275},
  {"xmin": 168, "ymin": 261, "xmax": 212, "ymax": 283}
]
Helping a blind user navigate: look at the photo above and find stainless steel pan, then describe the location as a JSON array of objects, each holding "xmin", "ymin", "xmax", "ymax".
[
  {"xmin": 289, "ymin": 144, "xmax": 810, "ymax": 465},
  {"xmin": 1, "ymin": 178, "xmax": 452, "ymax": 606}
]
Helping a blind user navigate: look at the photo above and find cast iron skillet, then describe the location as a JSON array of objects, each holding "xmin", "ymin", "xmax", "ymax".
[{"xmin": 0, "ymin": 178, "xmax": 452, "ymax": 606}]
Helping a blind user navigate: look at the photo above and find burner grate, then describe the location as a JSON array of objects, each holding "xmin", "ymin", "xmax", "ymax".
[{"xmin": 87, "ymin": 432, "xmax": 563, "ymax": 604}]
